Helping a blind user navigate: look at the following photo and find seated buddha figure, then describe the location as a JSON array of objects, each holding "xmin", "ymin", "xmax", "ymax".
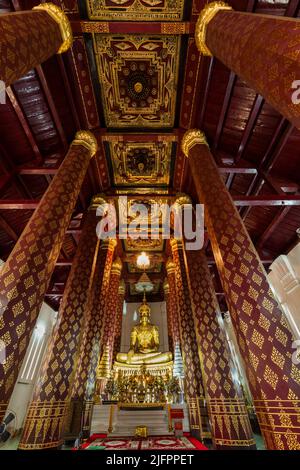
[{"xmin": 116, "ymin": 296, "xmax": 172, "ymax": 365}]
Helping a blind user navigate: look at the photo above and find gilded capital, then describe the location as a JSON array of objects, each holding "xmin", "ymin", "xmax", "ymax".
[
  {"xmin": 170, "ymin": 238, "xmax": 184, "ymax": 251},
  {"xmin": 181, "ymin": 129, "xmax": 208, "ymax": 157},
  {"xmin": 174, "ymin": 193, "xmax": 192, "ymax": 207},
  {"xmin": 195, "ymin": 2, "xmax": 232, "ymax": 56},
  {"xmin": 118, "ymin": 280, "xmax": 126, "ymax": 295},
  {"xmin": 89, "ymin": 194, "xmax": 108, "ymax": 211},
  {"xmin": 101, "ymin": 238, "xmax": 117, "ymax": 250},
  {"xmin": 72, "ymin": 130, "xmax": 98, "ymax": 157},
  {"xmin": 34, "ymin": 3, "xmax": 73, "ymax": 54},
  {"xmin": 163, "ymin": 279, "xmax": 170, "ymax": 294},
  {"xmin": 111, "ymin": 257, "xmax": 123, "ymax": 275},
  {"xmin": 166, "ymin": 257, "xmax": 175, "ymax": 274}
]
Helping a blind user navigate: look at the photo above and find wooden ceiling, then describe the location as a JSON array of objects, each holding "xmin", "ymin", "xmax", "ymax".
[{"xmin": 0, "ymin": 0, "xmax": 300, "ymax": 310}]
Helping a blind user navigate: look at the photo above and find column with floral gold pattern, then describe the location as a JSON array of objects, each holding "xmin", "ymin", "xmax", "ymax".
[
  {"xmin": 182, "ymin": 129, "xmax": 300, "ymax": 450},
  {"xmin": 195, "ymin": 2, "xmax": 300, "ymax": 128},
  {"xmin": 0, "ymin": 131, "xmax": 97, "ymax": 424},
  {"xmin": 0, "ymin": 3, "xmax": 72, "ymax": 86},
  {"xmin": 187, "ymin": 249, "xmax": 255, "ymax": 449},
  {"xmin": 170, "ymin": 239, "xmax": 211, "ymax": 440}
]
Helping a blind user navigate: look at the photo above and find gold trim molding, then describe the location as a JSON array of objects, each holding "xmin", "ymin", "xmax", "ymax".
[
  {"xmin": 34, "ymin": 3, "xmax": 73, "ymax": 54},
  {"xmin": 166, "ymin": 257, "xmax": 175, "ymax": 274},
  {"xmin": 101, "ymin": 238, "xmax": 118, "ymax": 250},
  {"xmin": 195, "ymin": 2, "xmax": 233, "ymax": 56},
  {"xmin": 181, "ymin": 129, "xmax": 209, "ymax": 157},
  {"xmin": 111, "ymin": 257, "xmax": 123, "ymax": 275},
  {"xmin": 89, "ymin": 194, "xmax": 108, "ymax": 211},
  {"xmin": 72, "ymin": 130, "xmax": 98, "ymax": 157},
  {"xmin": 118, "ymin": 279, "xmax": 126, "ymax": 295},
  {"xmin": 163, "ymin": 279, "xmax": 169, "ymax": 294}
]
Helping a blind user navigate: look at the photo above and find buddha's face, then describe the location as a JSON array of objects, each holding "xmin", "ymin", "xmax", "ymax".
[{"xmin": 140, "ymin": 315, "xmax": 150, "ymax": 326}]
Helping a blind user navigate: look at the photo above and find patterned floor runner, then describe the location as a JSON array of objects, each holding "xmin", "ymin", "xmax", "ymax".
[{"xmin": 81, "ymin": 434, "xmax": 207, "ymax": 450}]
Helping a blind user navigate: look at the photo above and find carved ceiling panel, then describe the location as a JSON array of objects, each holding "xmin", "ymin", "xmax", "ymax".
[
  {"xmin": 93, "ymin": 34, "xmax": 181, "ymax": 128},
  {"xmin": 109, "ymin": 140, "xmax": 172, "ymax": 186},
  {"xmin": 86, "ymin": 0, "xmax": 185, "ymax": 21}
]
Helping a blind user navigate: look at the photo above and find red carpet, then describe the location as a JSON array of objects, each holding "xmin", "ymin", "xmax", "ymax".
[{"xmin": 80, "ymin": 433, "xmax": 207, "ymax": 450}]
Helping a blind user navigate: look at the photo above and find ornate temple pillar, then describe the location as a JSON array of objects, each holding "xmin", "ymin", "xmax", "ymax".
[
  {"xmin": 163, "ymin": 280, "xmax": 174, "ymax": 355},
  {"xmin": 182, "ymin": 129, "xmax": 300, "ymax": 450},
  {"xmin": 0, "ymin": 131, "xmax": 97, "ymax": 424},
  {"xmin": 97, "ymin": 257, "xmax": 123, "ymax": 379},
  {"xmin": 195, "ymin": 2, "xmax": 300, "ymax": 128},
  {"xmin": 71, "ymin": 238, "xmax": 117, "ymax": 437},
  {"xmin": 112, "ymin": 280, "xmax": 126, "ymax": 363},
  {"xmin": 186, "ymin": 249, "xmax": 255, "ymax": 449},
  {"xmin": 170, "ymin": 239, "xmax": 210, "ymax": 440},
  {"xmin": 0, "ymin": 3, "xmax": 72, "ymax": 86},
  {"xmin": 18, "ymin": 197, "xmax": 101, "ymax": 450},
  {"xmin": 165, "ymin": 260, "xmax": 181, "ymax": 353}
]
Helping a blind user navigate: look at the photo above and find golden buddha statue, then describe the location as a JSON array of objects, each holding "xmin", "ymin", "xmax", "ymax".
[{"xmin": 116, "ymin": 295, "xmax": 172, "ymax": 365}]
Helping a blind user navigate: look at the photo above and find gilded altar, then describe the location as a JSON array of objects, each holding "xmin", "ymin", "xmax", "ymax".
[{"xmin": 109, "ymin": 363, "xmax": 177, "ymax": 404}]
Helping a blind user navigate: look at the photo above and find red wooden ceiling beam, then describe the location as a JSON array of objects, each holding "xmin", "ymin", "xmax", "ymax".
[
  {"xmin": 100, "ymin": 131, "xmax": 179, "ymax": 143},
  {"xmin": 285, "ymin": 0, "xmax": 300, "ymax": 17},
  {"xmin": 234, "ymin": 194, "xmax": 300, "ymax": 207},
  {"xmin": 235, "ymin": 94, "xmax": 264, "ymax": 164},
  {"xmin": 3, "ymin": 193, "xmax": 300, "ymax": 210},
  {"xmin": 256, "ymin": 206, "xmax": 292, "ymax": 249},
  {"xmin": 56, "ymin": 258, "xmax": 73, "ymax": 266},
  {"xmin": 198, "ymin": 57, "xmax": 214, "ymax": 129},
  {"xmin": 241, "ymin": 119, "xmax": 294, "ymax": 220},
  {"xmin": 213, "ymin": 71, "xmax": 236, "ymax": 151},
  {"xmin": 0, "ymin": 215, "xmax": 18, "ymax": 241},
  {"xmin": 6, "ymin": 87, "xmax": 42, "ymax": 165},
  {"xmin": 18, "ymin": 166, "xmax": 59, "ymax": 175},
  {"xmin": 71, "ymin": 21, "xmax": 192, "ymax": 35},
  {"xmin": 0, "ymin": 200, "xmax": 39, "ymax": 210},
  {"xmin": 35, "ymin": 65, "xmax": 68, "ymax": 153}
]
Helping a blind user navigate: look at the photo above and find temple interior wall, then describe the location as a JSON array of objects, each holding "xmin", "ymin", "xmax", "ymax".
[
  {"xmin": 6, "ymin": 302, "xmax": 57, "ymax": 432},
  {"xmin": 120, "ymin": 301, "xmax": 169, "ymax": 354},
  {"xmin": 268, "ymin": 242, "xmax": 300, "ymax": 340}
]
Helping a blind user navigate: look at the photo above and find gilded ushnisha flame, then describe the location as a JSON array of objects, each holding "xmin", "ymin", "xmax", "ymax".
[
  {"xmin": 195, "ymin": 2, "xmax": 233, "ymax": 56},
  {"xmin": 181, "ymin": 129, "xmax": 209, "ymax": 157},
  {"xmin": 33, "ymin": 3, "xmax": 73, "ymax": 54}
]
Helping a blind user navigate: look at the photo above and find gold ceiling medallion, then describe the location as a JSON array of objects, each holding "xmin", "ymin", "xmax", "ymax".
[
  {"xmin": 181, "ymin": 129, "xmax": 209, "ymax": 157},
  {"xmin": 94, "ymin": 34, "xmax": 181, "ymax": 128},
  {"xmin": 134, "ymin": 82, "xmax": 143, "ymax": 94},
  {"xmin": 72, "ymin": 130, "xmax": 98, "ymax": 157},
  {"xmin": 34, "ymin": 3, "xmax": 73, "ymax": 54},
  {"xmin": 195, "ymin": 2, "xmax": 233, "ymax": 56},
  {"xmin": 86, "ymin": 0, "xmax": 185, "ymax": 21},
  {"xmin": 110, "ymin": 141, "xmax": 172, "ymax": 186}
]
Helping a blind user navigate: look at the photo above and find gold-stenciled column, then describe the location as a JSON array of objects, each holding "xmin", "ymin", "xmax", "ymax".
[
  {"xmin": 163, "ymin": 280, "xmax": 174, "ymax": 355},
  {"xmin": 165, "ymin": 259, "xmax": 181, "ymax": 353},
  {"xmin": 18, "ymin": 195, "xmax": 103, "ymax": 450},
  {"xmin": 112, "ymin": 280, "xmax": 126, "ymax": 363},
  {"xmin": 0, "ymin": 3, "xmax": 72, "ymax": 86},
  {"xmin": 195, "ymin": 2, "xmax": 300, "ymax": 129},
  {"xmin": 71, "ymin": 238, "xmax": 117, "ymax": 437},
  {"xmin": 187, "ymin": 249, "xmax": 255, "ymax": 449},
  {"xmin": 0, "ymin": 131, "xmax": 97, "ymax": 424},
  {"xmin": 182, "ymin": 128, "xmax": 300, "ymax": 450},
  {"xmin": 170, "ymin": 239, "xmax": 210, "ymax": 441},
  {"xmin": 97, "ymin": 257, "xmax": 123, "ymax": 380}
]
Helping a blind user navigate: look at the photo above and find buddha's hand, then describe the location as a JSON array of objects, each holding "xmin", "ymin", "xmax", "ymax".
[{"xmin": 127, "ymin": 349, "xmax": 134, "ymax": 364}]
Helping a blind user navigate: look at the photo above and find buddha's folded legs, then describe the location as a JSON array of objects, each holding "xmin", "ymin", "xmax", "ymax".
[{"xmin": 116, "ymin": 351, "xmax": 172, "ymax": 364}]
